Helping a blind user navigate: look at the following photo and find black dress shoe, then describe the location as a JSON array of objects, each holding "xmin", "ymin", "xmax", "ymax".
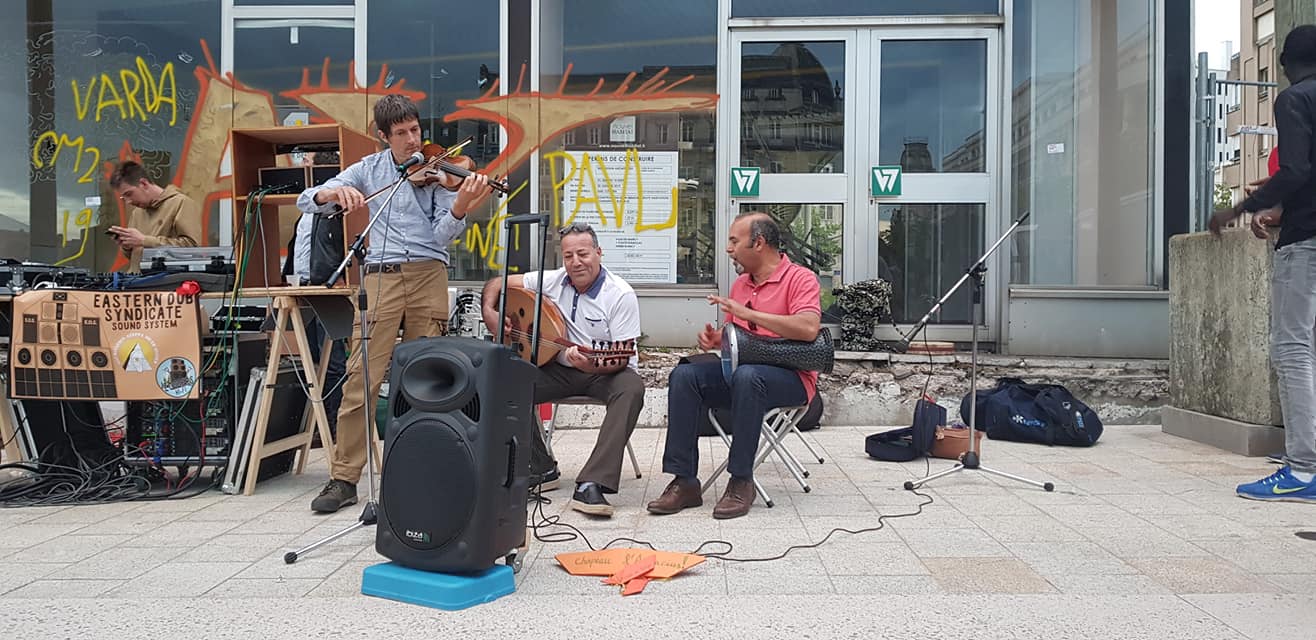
[
  {"xmin": 531, "ymin": 466, "xmax": 560, "ymax": 492},
  {"xmin": 569, "ymin": 482, "xmax": 614, "ymax": 517}
]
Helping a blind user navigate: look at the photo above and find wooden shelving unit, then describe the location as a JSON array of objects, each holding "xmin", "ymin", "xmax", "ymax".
[{"xmin": 229, "ymin": 124, "xmax": 378, "ymax": 288}]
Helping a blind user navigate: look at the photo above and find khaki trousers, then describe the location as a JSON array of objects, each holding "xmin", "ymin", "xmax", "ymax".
[{"xmin": 330, "ymin": 260, "xmax": 448, "ymax": 484}]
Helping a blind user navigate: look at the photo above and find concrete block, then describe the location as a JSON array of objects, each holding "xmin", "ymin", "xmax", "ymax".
[
  {"xmin": 1160, "ymin": 405, "xmax": 1285, "ymax": 457},
  {"xmin": 1168, "ymin": 229, "xmax": 1281, "ymax": 425}
]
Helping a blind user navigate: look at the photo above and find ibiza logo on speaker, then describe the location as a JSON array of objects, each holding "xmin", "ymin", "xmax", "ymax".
[{"xmin": 404, "ymin": 529, "xmax": 431, "ymax": 544}]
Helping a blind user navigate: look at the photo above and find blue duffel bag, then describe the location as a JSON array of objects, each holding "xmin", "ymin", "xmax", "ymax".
[{"xmin": 960, "ymin": 377, "xmax": 1103, "ymax": 447}]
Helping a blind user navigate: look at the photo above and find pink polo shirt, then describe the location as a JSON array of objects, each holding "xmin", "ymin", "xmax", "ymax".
[{"xmin": 727, "ymin": 254, "xmax": 823, "ymax": 402}]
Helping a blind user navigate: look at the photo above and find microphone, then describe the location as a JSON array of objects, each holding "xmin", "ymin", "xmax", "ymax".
[{"xmin": 396, "ymin": 151, "xmax": 425, "ymax": 172}]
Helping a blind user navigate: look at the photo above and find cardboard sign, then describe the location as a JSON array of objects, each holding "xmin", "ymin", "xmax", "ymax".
[
  {"xmin": 9, "ymin": 289, "xmax": 203, "ymax": 401},
  {"xmin": 555, "ymin": 548, "xmax": 704, "ymax": 580}
]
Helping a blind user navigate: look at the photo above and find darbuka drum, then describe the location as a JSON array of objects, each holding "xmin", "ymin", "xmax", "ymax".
[{"xmin": 720, "ymin": 323, "xmax": 835, "ymax": 380}]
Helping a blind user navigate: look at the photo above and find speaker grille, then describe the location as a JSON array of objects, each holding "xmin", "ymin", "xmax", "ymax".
[
  {"xmin": 461, "ymin": 393, "xmax": 481, "ymax": 422},
  {"xmin": 381, "ymin": 416, "xmax": 477, "ymax": 551},
  {"xmin": 392, "ymin": 394, "xmax": 411, "ymax": 418}
]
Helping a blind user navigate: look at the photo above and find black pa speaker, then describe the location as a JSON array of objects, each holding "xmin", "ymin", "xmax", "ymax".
[{"xmin": 375, "ymin": 336, "xmax": 538, "ymax": 573}]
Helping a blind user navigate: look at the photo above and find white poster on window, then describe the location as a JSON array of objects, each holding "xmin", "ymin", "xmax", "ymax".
[{"xmin": 559, "ymin": 150, "xmax": 679, "ymax": 284}]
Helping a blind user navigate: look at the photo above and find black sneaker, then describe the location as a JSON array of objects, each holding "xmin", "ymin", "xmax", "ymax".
[
  {"xmin": 531, "ymin": 466, "xmax": 561, "ymax": 493},
  {"xmin": 311, "ymin": 479, "xmax": 358, "ymax": 513},
  {"xmin": 569, "ymin": 482, "xmax": 614, "ymax": 517}
]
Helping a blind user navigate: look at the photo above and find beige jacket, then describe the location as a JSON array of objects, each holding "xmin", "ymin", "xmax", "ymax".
[{"xmin": 123, "ymin": 184, "xmax": 202, "ymax": 272}]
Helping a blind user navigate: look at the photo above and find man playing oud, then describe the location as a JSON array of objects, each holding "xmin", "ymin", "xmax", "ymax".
[{"xmin": 481, "ymin": 221, "xmax": 644, "ymax": 518}]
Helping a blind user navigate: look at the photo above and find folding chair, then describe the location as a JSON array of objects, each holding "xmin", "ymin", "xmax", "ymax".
[
  {"xmin": 701, "ymin": 406, "xmax": 826, "ymax": 508},
  {"xmin": 541, "ymin": 396, "xmax": 643, "ymax": 479}
]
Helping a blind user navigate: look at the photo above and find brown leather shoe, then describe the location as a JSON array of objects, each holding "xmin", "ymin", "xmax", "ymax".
[
  {"xmin": 646, "ymin": 477, "xmax": 703, "ymax": 515},
  {"xmin": 712, "ymin": 477, "xmax": 755, "ymax": 519}
]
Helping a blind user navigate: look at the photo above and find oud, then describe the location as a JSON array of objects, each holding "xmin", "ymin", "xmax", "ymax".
[{"xmin": 498, "ymin": 287, "xmax": 635, "ymax": 368}]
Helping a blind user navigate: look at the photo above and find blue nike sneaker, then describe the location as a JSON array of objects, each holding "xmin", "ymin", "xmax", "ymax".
[{"xmin": 1236, "ymin": 467, "xmax": 1316, "ymax": 503}]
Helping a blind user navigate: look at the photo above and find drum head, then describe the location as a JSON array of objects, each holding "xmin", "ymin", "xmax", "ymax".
[{"xmin": 720, "ymin": 324, "xmax": 739, "ymax": 382}]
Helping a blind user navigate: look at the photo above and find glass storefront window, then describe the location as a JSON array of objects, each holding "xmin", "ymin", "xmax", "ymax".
[
  {"xmin": 235, "ymin": 0, "xmax": 353, "ymax": 4},
  {"xmin": 741, "ymin": 41, "xmax": 845, "ymax": 175},
  {"xmin": 0, "ymin": 3, "xmax": 30, "ymax": 260},
  {"xmin": 879, "ymin": 203, "xmax": 985, "ymax": 324},
  {"xmin": 733, "ymin": 1, "xmax": 1000, "ymax": 17},
  {"xmin": 879, "ymin": 40, "xmax": 987, "ymax": 173},
  {"xmin": 15, "ymin": 1, "xmax": 501, "ymax": 276},
  {"xmin": 233, "ymin": 27, "xmax": 354, "ymax": 125},
  {"xmin": 539, "ymin": 0, "xmax": 718, "ymax": 286},
  {"xmin": 22, "ymin": 1, "xmax": 220, "ymax": 270},
  {"xmin": 368, "ymin": 2, "xmax": 501, "ymax": 282},
  {"xmin": 1010, "ymin": 0, "xmax": 1157, "ymax": 287}
]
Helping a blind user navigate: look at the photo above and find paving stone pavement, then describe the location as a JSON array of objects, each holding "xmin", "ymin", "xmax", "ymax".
[{"xmin": 1, "ymin": 425, "xmax": 1313, "ymax": 639}]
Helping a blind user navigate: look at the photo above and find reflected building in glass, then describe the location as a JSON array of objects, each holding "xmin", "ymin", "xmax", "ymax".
[{"xmin": 2, "ymin": 0, "xmax": 1189, "ymax": 357}]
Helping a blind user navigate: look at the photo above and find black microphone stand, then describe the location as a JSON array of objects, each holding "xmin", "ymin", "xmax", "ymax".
[
  {"xmin": 285, "ymin": 162, "xmax": 413, "ymax": 564},
  {"xmin": 895, "ymin": 211, "xmax": 1054, "ymax": 493}
]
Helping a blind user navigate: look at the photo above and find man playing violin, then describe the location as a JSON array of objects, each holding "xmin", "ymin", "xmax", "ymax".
[
  {"xmin": 298, "ymin": 93, "xmax": 495, "ymax": 513},
  {"xmin": 480, "ymin": 221, "xmax": 644, "ymax": 518},
  {"xmin": 648, "ymin": 212, "xmax": 822, "ymax": 520}
]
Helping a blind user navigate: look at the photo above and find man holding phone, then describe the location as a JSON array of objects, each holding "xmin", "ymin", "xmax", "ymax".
[{"xmin": 108, "ymin": 161, "xmax": 202, "ymax": 273}]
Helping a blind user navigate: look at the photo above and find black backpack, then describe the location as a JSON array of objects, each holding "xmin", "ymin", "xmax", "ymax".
[
  {"xmin": 308, "ymin": 214, "xmax": 345, "ymax": 286},
  {"xmin": 960, "ymin": 377, "xmax": 1103, "ymax": 447},
  {"xmin": 865, "ymin": 398, "xmax": 942, "ymax": 462}
]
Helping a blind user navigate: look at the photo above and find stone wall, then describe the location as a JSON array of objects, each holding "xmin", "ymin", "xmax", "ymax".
[{"xmin": 553, "ymin": 350, "xmax": 1168, "ymax": 429}]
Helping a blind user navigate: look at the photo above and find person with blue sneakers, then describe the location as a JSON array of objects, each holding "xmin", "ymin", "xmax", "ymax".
[{"xmin": 1211, "ymin": 25, "xmax": 1316, "ymax": 503}]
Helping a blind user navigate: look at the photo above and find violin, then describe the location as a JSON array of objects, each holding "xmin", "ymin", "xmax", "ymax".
[
  {"xmin": 324, "ymin": 137, "xmax": 510, "ymax": 218},
  {"xmin": 405, "ymin": 137, "xmax": 510, "ymax": 194}
]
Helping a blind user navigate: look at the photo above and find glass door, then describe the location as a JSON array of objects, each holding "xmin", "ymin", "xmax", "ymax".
[
  {"xmin": 726, "ymin": 27, "xmax": 999, "ymax": 342},
  {"xmin": 869, "ymin": 29, "xmax": 998, "ymax": 342},
  {"xmin": 727, "ymin": 30, "xmax": 855, "ymax": 315}
]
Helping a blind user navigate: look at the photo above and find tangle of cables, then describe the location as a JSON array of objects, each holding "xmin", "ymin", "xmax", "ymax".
[{"xmin": 0, "ymin": 186, "xmax": 282, "ymax": 507}]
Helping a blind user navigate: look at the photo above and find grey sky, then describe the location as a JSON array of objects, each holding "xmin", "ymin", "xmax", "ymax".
[{"xmin": 1196, "ymin": 0, "xmax": 1241, "ymax": 69}]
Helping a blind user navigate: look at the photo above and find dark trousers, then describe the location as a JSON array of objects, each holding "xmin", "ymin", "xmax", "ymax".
[
  {"xmin": 304, "ymin": 315, "xmax": 347, "ymax": 435},
  {"xmin": 663, "ymin": 360, "xmax": 806, "ymax": 480},
  {"xmin": 527, "ymin": 363, "xmax": 645, "ymax": 493}
]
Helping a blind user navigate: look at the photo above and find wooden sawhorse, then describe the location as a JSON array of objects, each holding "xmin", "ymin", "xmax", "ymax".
[{"xmin": 207, "ymin": 286, "xmax": 355, "ymax": 495}]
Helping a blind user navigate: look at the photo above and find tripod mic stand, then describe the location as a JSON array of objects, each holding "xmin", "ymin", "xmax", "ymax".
[
  {"xmin": 285, "ymin": 166, "xmax": 413, "ymax": 564},
  {"xmin": 896, "ymin": 211, "xmax": 1054, "ymax": 493}
]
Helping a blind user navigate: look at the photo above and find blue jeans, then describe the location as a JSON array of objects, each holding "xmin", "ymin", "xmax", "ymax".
[
  {"xmin": 662, "ymin": 360, "xmax": 806, "ymax": 480},
  {"xmin": 1270, "ymin": 239, "xmax": 1316, "ymax": 474}
]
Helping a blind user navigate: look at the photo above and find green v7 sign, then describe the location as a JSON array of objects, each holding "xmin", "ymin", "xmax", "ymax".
[
  {"xmin": 871, "ymin": 166, "xmax": 902, "ymax": 197},
  {"xmin": 730, "ymin": 167, "xmax": 760, "ymax": 197}
]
